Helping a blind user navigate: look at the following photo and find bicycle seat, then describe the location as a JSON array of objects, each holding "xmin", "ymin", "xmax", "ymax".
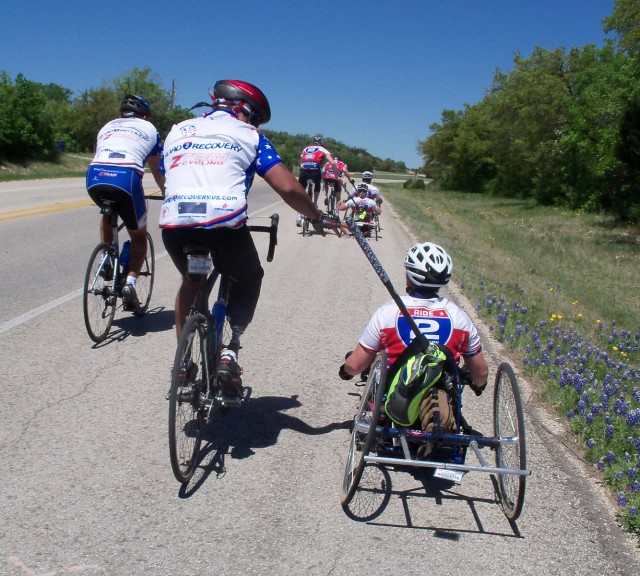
[
  {"xmin": 182, "ymin": 243, "xmax": 211, "ymax": 256},
  {"xmin": 99, "ymin": 199, "xmax": 118, "ymax": 216}
]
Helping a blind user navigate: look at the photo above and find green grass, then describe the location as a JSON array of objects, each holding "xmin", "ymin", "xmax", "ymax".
[
  {"xmin": 381, "ymin": 183, "xmax": 640, "ymax": 535},
  {"xmin": 0, "ymin": 153, "xmax": 92, "ymax": 181}
]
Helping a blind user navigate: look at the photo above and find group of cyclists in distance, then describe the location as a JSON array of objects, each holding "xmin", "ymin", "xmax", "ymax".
[
  {"xmin": 296, "ymin": 135, "xmax": 384, "ymax": 238},
  {"xmin": 84, "ymin": 80, "xmax": 488, "ymax": 436}
]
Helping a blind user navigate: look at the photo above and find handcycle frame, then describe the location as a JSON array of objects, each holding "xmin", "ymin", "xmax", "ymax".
[
  {"xmin": 340, "ymin": 218, "xmax": 530, "ymax": 520},
  {"xmin": 82, "ymin": 194, "xmax": 161, "ymax": 343},
  {"xmin": 167, "ymin": 214, "xmax": 279, "ymax": 484}
]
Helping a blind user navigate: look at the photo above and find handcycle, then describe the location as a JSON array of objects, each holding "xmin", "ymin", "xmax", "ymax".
[
  {"xmin": 167, "ymin": 214, "xmax": 279, "ymax": 484},
  {"xmin": 339, "ymin": 217, "xmax": 530, "ymax": 521},
  {"xmin": 82, "ymin": 195, "xmax": 160, "ymax": 343}
]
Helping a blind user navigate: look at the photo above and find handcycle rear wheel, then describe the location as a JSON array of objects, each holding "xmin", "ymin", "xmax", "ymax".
[
  {"xmin": 168, "ymin": 313, "xmax": 208, "ymax": 484},
  {"xmin": 83, "ymin": 242, "xmax": 117, "ymax": 343},
  {"xmin": 493, "ymin": 362, "xmax": 527, "ymax": 521},
  {"xmin": 341, "ymin": 351, "xmax": 388, "ymax": 508},
  {"xmin": 133, "ymin": 232, "xmax": 155, "ymax": 316}
]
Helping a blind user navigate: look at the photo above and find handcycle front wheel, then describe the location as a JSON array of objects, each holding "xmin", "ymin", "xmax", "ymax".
[
  {"xmin": 132, "ymin": 232, "xmax": 155, "ymax": 316},
  {"xmin": 341, "ymin": 351, "xmax": 388, "ymax": 508},
  {"xmin": 493, "ymin": 362, "xmax": 527, "ymax": 521},
  {"xmin": 83, "ymin": 242, "xmax": 117, "ymax": 343},
  {"xmin": 168, "ymin": 313, "xmax": 209, "ymax": 484}
]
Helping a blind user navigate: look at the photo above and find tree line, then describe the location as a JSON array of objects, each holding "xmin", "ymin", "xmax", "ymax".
[
  {"xmin": 0, "ymin": 67, "xmax": 406, "ymax": 174},
  {"xmin": 419, "ymin": 0, "xmax": 640, "ymax": 223}
]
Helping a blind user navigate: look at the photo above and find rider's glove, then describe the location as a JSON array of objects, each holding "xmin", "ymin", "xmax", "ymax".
[
  {"xmin": 339, "ymin": 364, "xmax": 354, "ymax": 380},
  {"xmin": 339, "ymin": 351, "xmax": 354, "ymax": 380},
  {"xmin": 311, "ymin": 214, "xmax": 326, "ymax": 235}
]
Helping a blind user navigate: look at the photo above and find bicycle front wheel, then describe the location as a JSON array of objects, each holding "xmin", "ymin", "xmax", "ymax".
[
  {"xmin": 493, "ymin": 362, "xmax": 527, "ymax": 521},
  {"xmin": 168, "ymin": 313, "xmax": 208, "ymax": 484},
  {"xmin": 134, "ymin": 232, "xmax": 155, "ymax": 316},
  {"xmin": 83, "ymin": 242, "xmax": 116, "ymax": 343},
  {"xmin": 341, "ymin": 352, "xmax": 388, "ymax": 508}
]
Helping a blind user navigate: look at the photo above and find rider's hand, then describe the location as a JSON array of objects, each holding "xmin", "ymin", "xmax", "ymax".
[{"xmin": 460, "ymin": 366, "xmax": 486, "ymax": 396}]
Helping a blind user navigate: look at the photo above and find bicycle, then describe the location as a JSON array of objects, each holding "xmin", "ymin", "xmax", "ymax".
[
  {"xmin": 167, "ymin": 214, "xmax": 279, "ymax": 484},
  {"xmin": 301, "ymin": 179, "xmax": 316, "ymax": 236},
  {"xmin": 82, "ymin": 196, "xmax": 159, "ymax": 343},
  {"xmin": 340, "ymin": 217, "xmax": 530, "ymax": 520}
]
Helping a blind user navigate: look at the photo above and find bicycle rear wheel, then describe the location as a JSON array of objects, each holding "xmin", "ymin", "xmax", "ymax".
[
  {"xmin": 493, "ymin": 362, "xmax": 527, "ymax": 521},
  {"xmin": 83, "ymin": 242, "xmax": 117, "ymax": 343},
  {"xmin": 302, "ymin": 217, "xmax": 310, "ymax": 237},
  {"xmin": 168, "ymin": 313, "xmax": 208, "ymax": 483},
  {"xmin": 341, "ymin": 351, "xmax": 388, "ymax": 508},
  {"xmin": 134, "ymin": 232, "xmax": 155, "ymax": 316}
]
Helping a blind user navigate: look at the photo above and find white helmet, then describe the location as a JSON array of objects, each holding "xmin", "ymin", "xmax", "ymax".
[
  {"xmin": 362, "ymin": 171, "xmax": 373, "ymax": 181},
  {"xmin": 404, "ymin": 242, "xmax": 452, "ymax": 287}
]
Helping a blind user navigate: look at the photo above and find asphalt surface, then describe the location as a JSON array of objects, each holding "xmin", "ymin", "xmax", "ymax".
[{"xmin": 1, "ymin": 178, "xmax": 639, "ymax": 575}]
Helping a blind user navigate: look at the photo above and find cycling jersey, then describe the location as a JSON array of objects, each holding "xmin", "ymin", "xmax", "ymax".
[
  {"xmin": 344, "ymin": 196, "xmax": 377, "ymax": 218},
  {"xmin": 159, "ymin": 110, "xmax": 282, "ymax": 229},
  {"xmin": 90, "ymin": 117, "xmax": 162, "ymax": 174},
  {"xmin": 364, "ymin": 183, "xmax": 382, "ymax": 203},
  {"xmin": 359, "ymin": 294, "xmax": 482, "ymax": 365},
  {"xmin": 300, "ymin": 146, "xmax": 331, "ymax": 171},
  {"xmin": 322, "ymin": 160, "xmax": 348, "ymax": 180}
]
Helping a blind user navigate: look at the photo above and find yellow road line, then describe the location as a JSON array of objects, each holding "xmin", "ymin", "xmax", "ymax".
[{"xmin": 0, "ymin": 199, "xmax": 96, "ymax": 221}]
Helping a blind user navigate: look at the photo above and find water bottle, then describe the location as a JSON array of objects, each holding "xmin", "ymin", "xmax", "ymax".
[{"xmin": 120, "ymin": 240, "xmax": 131, "ymax": 270}]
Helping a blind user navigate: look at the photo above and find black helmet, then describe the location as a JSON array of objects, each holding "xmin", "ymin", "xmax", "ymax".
[
  {"xmin": 404, "ymin": 242, "xmax": 453, "ymax": 288},
  {"xmin": 211, "ymin": 80, "xmax": 271, "ymax": 127},
  {"xmin": 313, "ymin": 136, "xmax": 324, "ymax": 145},
  {"xmin": 357, "ymin": 182, "xmax": 369, "ymax": 196},
  {"xmin": 120, "ymin": 94, "xmax": 152, "ymax": 118}
]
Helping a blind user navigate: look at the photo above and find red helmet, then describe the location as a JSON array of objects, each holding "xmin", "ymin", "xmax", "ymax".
[{"xmin": 210, "ymin": 80, "xmax": 271, "ymax": 127}]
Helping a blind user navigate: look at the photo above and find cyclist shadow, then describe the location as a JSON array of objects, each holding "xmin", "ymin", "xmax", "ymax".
[
  {"xmin": 93, "ymin": 307, "xmax": 174, "ymax": 348},
  {"xmin": 179, "ymin": 394, "xmax": 351, "ymax": 498}
]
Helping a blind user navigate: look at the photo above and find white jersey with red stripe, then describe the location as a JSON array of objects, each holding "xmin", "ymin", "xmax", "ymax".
[
  {"xmin": 300, "ymin": 146, "xmax": 330, "ymax": 171},
  {"xmin": 345, "ymin": 196, "xmax": 377, "ymax": 216},
  {"xmin": 159, "ymin": 110, "xmax": 281, "ymax": 229},
  {"xmin": 90, "ymin": 117, "xmax": 162, "ymax": 174},
  {"xmin": 364, "ymin": 183, "xmax": 382, "ymax": 202},
  {"xmin": 358, "ymin": 294, "xmax": 482, "ymax": 365}
]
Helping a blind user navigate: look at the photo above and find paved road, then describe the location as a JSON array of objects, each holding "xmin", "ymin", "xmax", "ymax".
[{"xmin": 0, "ymin": 178, "xmax": 638, "ymax": 575}]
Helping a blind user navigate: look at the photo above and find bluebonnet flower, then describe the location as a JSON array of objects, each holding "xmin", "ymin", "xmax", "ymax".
[
  {"xmin": 587, "ymin": 438, "xmax": 596, "ymax": 448},
  {"xmin": 606, "ymin": 425, "xmax": 615, "ymax": 439},
  {"xmin": 626, "ymin": 409, "xmax": 640, "ymax": 427},
  {"xmin": 617, "ymin": 492, "xmax": 627, "ymax": 506},
  {"xmin": 606, "ymin": 451, "xmax": 617, "ymax": 464},
  {"xmin": 629, "ymin": 507, "xmax": 638, "ymax": 516}
]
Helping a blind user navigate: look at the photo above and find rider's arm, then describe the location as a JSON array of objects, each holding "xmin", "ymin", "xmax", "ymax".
[
  {"xmin": 344, "ymin": 344, "xmax": 376, "ymax": 376},
  {"xmin": 147, "ymin": 154, "xmax": 166, "ymax": 196},
  {"xmin": 263, "ymin": 163, "xmax": 321, "ymax": 221},
  {"xmin": 462, "ymin": 350, "xmax": 489, "ymax": 394}
]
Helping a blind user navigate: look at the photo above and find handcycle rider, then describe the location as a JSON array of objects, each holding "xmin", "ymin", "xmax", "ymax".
[
  {"xmin": 159, "ymin": 80, "xmax": 329, "ymax": 398},
  {"xmin": 337, "ymin": 183, "xmax": 381, "ymax": 237},
  {"xmin": 86, "ymin": 94, "xmax": 166, "ymax": 312},
  {"xmin": 339, "ymin": 241, "xmax": 488, "ymax": 440},
  {"xmin": 361, "ymin": 170, "xmax": 383, "ymax": 206}
]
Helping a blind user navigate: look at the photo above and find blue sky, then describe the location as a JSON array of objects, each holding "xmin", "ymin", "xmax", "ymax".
[{"xmin": 3, "ymin": 1, "xmax": 614, "ymax": 169}]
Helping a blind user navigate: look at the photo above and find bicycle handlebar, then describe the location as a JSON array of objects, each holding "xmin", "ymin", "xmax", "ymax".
[{"xmin": 248, "ymin": 213, "xmax": 279, "ymax": 262}]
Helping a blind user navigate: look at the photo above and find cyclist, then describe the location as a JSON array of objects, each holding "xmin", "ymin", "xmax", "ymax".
[
  {"xmin": 160, "ymin": 80, "xmax": 326, "ymax": 397},
  {"xmin": 339, "ymin": 242, "xmax": 488, "ymax": 433},
  {"xmin": 86, "ymin": 94, "xmax": 166, "ymax": 312},
  {"xmin": 361, "ymin": 170, "xmax": 383, "ymax": 206},
  {"xmin": 298, "ymin": 136, "xmax": 339, "ymax": 208},
  {"xmin": 337, "ymin": 183, "xmax": 380, "ymax": 237},
  {"xmin": 321, "ymin": 157, "xmax": 354, "ymax": 206}
]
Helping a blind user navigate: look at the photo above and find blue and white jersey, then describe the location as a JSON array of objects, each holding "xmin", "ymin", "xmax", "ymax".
[
  {"xmin": 90, "ymin": 117, "xmax": 162, "ymax": 174},
  {"xmin": 159, "ymin": 110, "xmax": 282, "ymax": 229}
]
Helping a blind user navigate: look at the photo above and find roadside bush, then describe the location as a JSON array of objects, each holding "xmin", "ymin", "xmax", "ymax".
[{"xmin": 403, "ymin": 177, "xmax": 426, "ymax": 190}]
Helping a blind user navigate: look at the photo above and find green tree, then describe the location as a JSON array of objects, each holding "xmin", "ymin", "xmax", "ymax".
[
  {"xmin": 603, "ymin": 0, "xmax": 640, "ymax": 61},
  {"xmin": 0, "ymin": 72, "xmax": 58, "ymax": 161}
]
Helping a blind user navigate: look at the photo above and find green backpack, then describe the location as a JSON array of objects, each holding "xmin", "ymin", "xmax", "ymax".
[{"xmin": 384, "ymin": 342, "xmax": 448, "ymax": 427}]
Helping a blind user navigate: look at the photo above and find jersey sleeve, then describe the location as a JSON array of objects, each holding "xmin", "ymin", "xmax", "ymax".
[{"xmin": 256, "ymin": 133, "xmax": 283, "ymax": 176}]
